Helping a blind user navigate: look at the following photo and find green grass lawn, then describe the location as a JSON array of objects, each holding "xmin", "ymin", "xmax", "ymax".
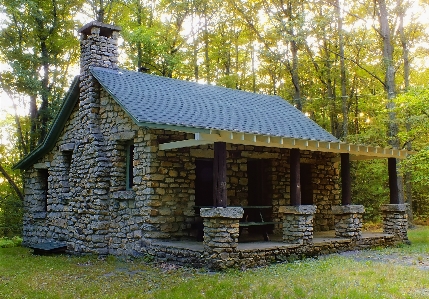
[{"xmin": 1, "ymin": 227, "xmax": 429, "ymax": 299}]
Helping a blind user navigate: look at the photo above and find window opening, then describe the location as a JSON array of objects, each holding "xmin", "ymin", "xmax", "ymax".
[
  {"xmin": 126, "ymin": 142, "xmax": 134, "ymax": 190},
  {"xmin": 39, "ymin": 169, "xmax": 49, "ymax": 212}
]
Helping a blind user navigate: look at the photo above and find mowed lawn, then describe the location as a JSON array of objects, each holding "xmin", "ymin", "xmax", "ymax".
[{"xmin": 1, "ymin": 227, "xmax": 429, "ymax": 299}]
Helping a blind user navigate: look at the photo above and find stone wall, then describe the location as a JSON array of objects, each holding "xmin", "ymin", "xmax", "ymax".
[
  {"xmin": 23, "ymin": 116, "xmax": 341, "ymax": 252},
  {"xmin": 140, "ymin": 141, "xmax": 340, "ymax": 240}
]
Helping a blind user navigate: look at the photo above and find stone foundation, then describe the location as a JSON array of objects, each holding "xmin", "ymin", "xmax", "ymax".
[
  {"xmin": 381, "ymin": 204, "xmax": 409, "ymax": 243},
  {"xmin": 283, "ymin": 205, "xmax": 316, "ymax": 245},
  {"xmin": 200, "ymin": 207, "xmax": 244, "ymax": 269},
  {"xmin": 332, "ymin": 205, "xmax": 364, "ymax": 240},
  {"xmin": 143, "ymin": 233, "xmax": 397, "ymax": 270}
]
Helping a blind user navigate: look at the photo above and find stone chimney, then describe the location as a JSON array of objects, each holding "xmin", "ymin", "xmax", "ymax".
[
  {"xmin": 68, "ymin": 21, "xmax": 121, "ymax": 255},
  {"xmin": 79, "ymin": 21, "xmax": 121, "ymax": 73},
  {"xmin": 78, "ymin": 21, "xmax": 120, "ymax": 116},
  {"xmin": 78, "ymin": 21, "xmax": 121, "ymax": 132}
]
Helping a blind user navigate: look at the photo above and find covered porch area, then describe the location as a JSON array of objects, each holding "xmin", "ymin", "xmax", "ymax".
[{"xmin": 152, "ymin": 129, "xmax": 410, "ymax": 269}]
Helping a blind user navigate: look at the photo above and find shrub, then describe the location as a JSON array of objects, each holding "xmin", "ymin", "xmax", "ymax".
[{"xmin": 0, "ymin": 236, "xmax": 23, "ymax": 248}]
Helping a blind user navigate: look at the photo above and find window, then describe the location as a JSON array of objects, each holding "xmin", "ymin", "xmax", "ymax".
[
  {"xmin": 63, "ymin": 151, "xmax": 72, "ymax": 192},
  {"xmin": 126, "ymin": 142, "xmax": 134, "ymax": 190},
  {"xmin": 38, "ymin": 169, "xmax": 49, "ymax": 212},
  {"xmin": 64, "ymin": 152, "xmax": 72, "ymax": 174}
]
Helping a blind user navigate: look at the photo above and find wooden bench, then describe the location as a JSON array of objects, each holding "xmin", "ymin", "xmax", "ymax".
[
  {"xmin": 239, "ymin": 221, "xmax": 279, "ymax": 241},
  {"xmin": 29, "ymin": 241, "xmax": 67, "ymax": 255},
  {"xmin": 239, "ymin": 221, "xmax": 277, "ymax": 227}
]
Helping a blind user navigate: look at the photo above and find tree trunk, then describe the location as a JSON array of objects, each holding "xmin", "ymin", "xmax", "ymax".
[
  {"xmin": 287, "ymin": 1, "xmax": 302, "ymax": 111},
  {"xmin": 377, "ymin": 0, "xmax": 404, "ymax": 203},
  {"xmin": 251, "ymin": 43, "xmax": 256, "ymax": 93},
  {"xmin": 38, "ymin": 39, "xmax": 50, "ymax": 145},
  {"xmin": 398, "ymin": 0, "xmax": 413, "ymax": 224},
  {"xmin": 203, "ymin": 5, "xmax": 210, "ymax": 84},
  {"xmin": 336, "ymin": 0, "xmax": 348, "ymax": 139},
  {"xmin": 137, "ymin": 3, "xmax": 143, "ymax": 70},
  {"xmin": 0, "ymin": 163, "xmax": 23, "ymax": 201}
]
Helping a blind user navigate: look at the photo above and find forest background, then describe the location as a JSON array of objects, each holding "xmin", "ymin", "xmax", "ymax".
[{"xmin": 0, "ymin": 0, "xmax": 429, "ymax": 237}]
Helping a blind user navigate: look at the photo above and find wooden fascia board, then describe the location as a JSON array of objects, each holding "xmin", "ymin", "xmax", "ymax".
[
  {"xmin": 197, "ymin": 131, "xmax": 411, "ymax": 159},
  {"xmin": 160, "ymin": 129, "xmax": 412, "ymax": 160}
]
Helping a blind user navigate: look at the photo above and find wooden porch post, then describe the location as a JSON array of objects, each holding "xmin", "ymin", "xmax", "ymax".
[
  {"xmin": 290, "ymin": 148, "xmax": 301, "ymax": 206},
  {"xmin": 388, "ymin": 158, "xmax": 400, "ymax": 204},
  {"xmin": 213, "ymin": 142, "xmax": 227, "ymax": 207},
  {"xmin": 341, "ymin": 153, "xmax": 351, "ymax": 205}
]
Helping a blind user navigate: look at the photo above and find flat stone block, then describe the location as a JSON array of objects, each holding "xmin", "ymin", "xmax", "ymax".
[
  {"xmin": 284, "ymin": 205, "xmax": 317, "ymax": 215},
  {"xmin": 200, "ymin": 207, "xmax": 244, "ymax": 219},
  {"xmin": 332, "ymin": 205, "xmax": 365, "ymax": 214},
  {"xmin": 112, "ymin": 190, "xmax": 136, "ymax": 200},
  {"xmin": 381, "ymin": 204, "xmax": 407, "ymax": 212}
]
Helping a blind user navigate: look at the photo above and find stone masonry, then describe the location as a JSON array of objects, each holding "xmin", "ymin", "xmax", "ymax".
[
  {"xmin": 381, "ymin": 204, "xmax": 409, "ymax": 243},
  {"xmin": 332, "ymin": 205, "xmax": 364, "ymax": 240},
  {"xmin": 200, "ymin": 207, "xmax": 244, "ymax": 269},
  {"xmin": 283, "ymin": 205, "xmax": 316, "ymax": 245}
]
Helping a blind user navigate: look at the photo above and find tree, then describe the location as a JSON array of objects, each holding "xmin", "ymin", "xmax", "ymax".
[
  {"xmin": 0, "ymin": 116, "xmax": 24, "ymax": 237},
  {"xmin": 113, "ymin": 0, "xmax": 190, "ymax": 78},
  {"xmin": 0, "ymin": 0, "xmax": 84, "ymax": 153},
  {"xmin": 396, "ymin": 87, "xmax": 429, "ymax": 218}
]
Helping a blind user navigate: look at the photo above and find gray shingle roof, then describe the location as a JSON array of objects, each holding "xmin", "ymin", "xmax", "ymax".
[{"xmin": 91, "ymin": 67, "xmax": 339, "ymax": 142}]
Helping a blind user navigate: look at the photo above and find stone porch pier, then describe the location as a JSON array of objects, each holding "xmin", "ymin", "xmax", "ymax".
[
  {"xmin": 200, "ymin": 207, "xmax": 244, "ymax": 269},
  {"xmin": 282, "ymin": 205, "xmax": 317, "ymax": 245},
  {"xmin": 381, "ymin": 204, "xmax": 409, "ymax": 243},
  {"xmin": 332, "ymin": 205, "xmax": 365, "ymax": 240}
]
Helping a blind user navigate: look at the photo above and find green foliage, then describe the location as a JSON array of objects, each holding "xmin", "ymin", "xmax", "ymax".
[
  {"xmin": 0, "ymin": 194, "xmax": 23, "ymax": 237},
  {"xmin": 395, "ymin": 86, "xmax": 429, "ymax": 218},
  {"xmin": 0, "ymin": 0, "xmax": 84, "ymax": 150},
  {"xmin": 0, "ymin": 116, "xmax": 23, "ymax": 237},
  {"xmin": 0, "ymin": 236, "xmax": 22, "ymax": 248},
  {"xmin": 351, "ymin": 160, "xmax": 389, "ymax": 222}
]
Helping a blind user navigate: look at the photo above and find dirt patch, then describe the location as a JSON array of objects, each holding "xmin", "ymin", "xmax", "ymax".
[{"xmin": 339, "ymin": 250, "xmax": 429, "ymax": 271}]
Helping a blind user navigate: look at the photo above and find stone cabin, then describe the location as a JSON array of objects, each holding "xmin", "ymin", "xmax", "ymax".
[{"xmin": 14, "ymin": 21, "xmax": 410, "ymax": 269}]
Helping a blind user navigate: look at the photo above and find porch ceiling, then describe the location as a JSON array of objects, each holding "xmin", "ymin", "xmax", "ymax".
[{"xmin": 158, "ymin": 129, "xmax": 411, "ymax": 160}]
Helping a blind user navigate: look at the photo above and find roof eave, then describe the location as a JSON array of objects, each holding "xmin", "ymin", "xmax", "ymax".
[
  {"xmin": 159, "ymin": 129, "xmax": 412, "ymax": 160},
  {"xmin": 13, "ymin": 76, "xmax": 80, "ymax": 170}
]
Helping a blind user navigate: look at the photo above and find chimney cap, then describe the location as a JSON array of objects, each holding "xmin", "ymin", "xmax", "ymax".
[{"xmin": 79, "ymin": 21, "xmax": 121, "ymax": 37}]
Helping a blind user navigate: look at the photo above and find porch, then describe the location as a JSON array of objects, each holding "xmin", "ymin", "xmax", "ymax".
[
  {"xmin": 148, "ymin": 131, "xmax": 411, "ymax": 269},
  {"xmin": 143, "ymin": 230, "xmax": 397, "ymax": 269}
]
